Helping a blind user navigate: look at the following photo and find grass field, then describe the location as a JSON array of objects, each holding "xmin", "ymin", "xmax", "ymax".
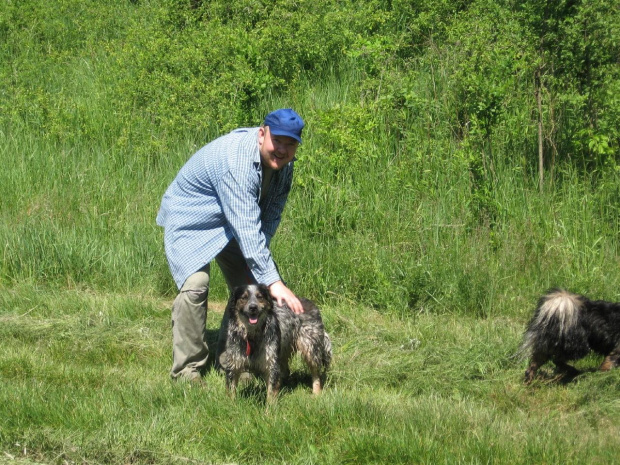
[
  {"xmin": 2, "ymin": 285, "xmax": 620, "ymax": 464},
  {"xmin": 2, "ymin": 1, "xmax": 620, "ymax": 463}
]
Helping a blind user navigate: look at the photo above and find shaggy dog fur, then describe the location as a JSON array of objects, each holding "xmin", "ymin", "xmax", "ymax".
[
  {"xmin": 521, "ymin": 288, "xmax": 620, "ymax": 383},
  {"xmin": 221, "ymin": 284, "xmax": 332, "ymax": 400}
]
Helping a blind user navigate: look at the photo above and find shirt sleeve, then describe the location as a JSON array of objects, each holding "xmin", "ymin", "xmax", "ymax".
[{"xmin": 216, "ymin": 166, "xmax": 281, "ymax": 286}]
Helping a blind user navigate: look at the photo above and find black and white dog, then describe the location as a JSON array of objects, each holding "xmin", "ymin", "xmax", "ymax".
[
  {"xmin": 221, "ymin": 284, "xmax": 332, "ymax": 400},
  {"xmin": 521, "ymin": 288, "xmax": 620, "ymax": 383}
]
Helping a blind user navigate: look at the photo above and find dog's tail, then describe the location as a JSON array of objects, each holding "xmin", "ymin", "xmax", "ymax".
[
  {"xmin": 530, "ymin": 289, "xmax": 582, "ymax": 338},
  {"xmin": 519, "ymin": 289, "xmax": 587, "ymax": 359}
]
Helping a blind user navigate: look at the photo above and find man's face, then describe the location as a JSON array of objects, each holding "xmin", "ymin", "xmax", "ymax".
[{"xmin": 258, "ymin": 126, "xmax": 299, "ymax": 171}]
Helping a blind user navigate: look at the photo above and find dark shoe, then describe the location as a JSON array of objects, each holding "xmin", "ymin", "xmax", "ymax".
[{"xmin": 176, "ymin": 370, "xmax": 204, "ymax": 385}]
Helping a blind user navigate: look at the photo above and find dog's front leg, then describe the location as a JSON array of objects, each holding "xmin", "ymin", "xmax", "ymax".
[
  {"xmin": 265, "ymin": 363, "xmax": 281, "ymax": 403},
  {"xmin": 225, "ymin": 370, "xmax": 241, "ymax": 399},
  {"xmin": 600, "ymin": 345, "xmax": 620, "ymax": 371},
  {"xmin": 525, "ymin": 353, "xmax": 548, "ymax": 384}
]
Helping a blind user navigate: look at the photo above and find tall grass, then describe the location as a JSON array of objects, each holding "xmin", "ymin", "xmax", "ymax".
[
  {"xmin": 3, "ymin": 53, "xmax": 620, "ymax": 308},
  {"xmin": 2, "ymin": 0, "xmax": 619, "ymax": 311}
]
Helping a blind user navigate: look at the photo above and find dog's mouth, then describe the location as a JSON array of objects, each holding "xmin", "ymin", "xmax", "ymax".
[{"xmin": 243, "ymin": 304, "xmax": 263, "ymax": 325}]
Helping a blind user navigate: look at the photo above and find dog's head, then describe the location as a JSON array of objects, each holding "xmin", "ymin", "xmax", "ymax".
[{"xmin": 230, "ymin": 284, "xmax": 274, "ymax": 329}]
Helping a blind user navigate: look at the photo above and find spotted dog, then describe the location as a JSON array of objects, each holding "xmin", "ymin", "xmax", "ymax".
[{"xmin": 221, "ymin": 284, "xmax": 332, "ymax": 401}]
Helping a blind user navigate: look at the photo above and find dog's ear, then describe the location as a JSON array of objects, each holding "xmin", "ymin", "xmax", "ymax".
[
  {"xmin": 232, "ymin": 285, "xmax": 245, "ymax": 299},
  {"xmin": 228, "ymin": 285, "xmax": 245, "ymax": 309},
  {"xmin": 257, "ymin": 283, "xmax": 274, "ymax": 307}
]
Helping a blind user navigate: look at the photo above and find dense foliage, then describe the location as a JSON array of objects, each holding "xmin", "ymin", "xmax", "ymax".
[{"xmin": 3, "ymin": 0, "xmax": 618, "ymax": 163}]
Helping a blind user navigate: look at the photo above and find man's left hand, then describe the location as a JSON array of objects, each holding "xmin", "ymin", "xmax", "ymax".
[{"xmin": 268, "ymin": 280, "xmax": 303, "ymax": 314}]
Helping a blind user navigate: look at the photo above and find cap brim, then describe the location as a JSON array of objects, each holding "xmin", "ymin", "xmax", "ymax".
[{"xmin": 269, "ymin": 129, "xmax": 302, "ymax": 144}]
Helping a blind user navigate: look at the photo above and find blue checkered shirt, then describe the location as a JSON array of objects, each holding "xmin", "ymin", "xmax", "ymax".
[{"xmin": 156, "ymin": 127, "xmax": 293, "ymax": 289}]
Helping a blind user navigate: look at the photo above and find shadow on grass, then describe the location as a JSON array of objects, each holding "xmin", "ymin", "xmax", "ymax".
[
  {"xmin": 203, "ymin": 327, "xmax": 222, "ymax": 372},
  {"xmin": 233, "ymin": 371, "xmax": 319, "ymax": 403},
  {"xmin": 529, "ymin": 367, "xmax": 599, "ymax": 385}
]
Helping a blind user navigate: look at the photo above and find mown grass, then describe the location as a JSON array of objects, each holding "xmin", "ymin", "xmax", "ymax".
[{"xmin": 2, "ymin": 285, "xmax": 620, "ymax": 464}]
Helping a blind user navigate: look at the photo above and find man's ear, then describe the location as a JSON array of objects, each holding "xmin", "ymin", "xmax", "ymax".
[{"xmin": 258, "ymin": 126, "xmax": 266, "ymax": 146}]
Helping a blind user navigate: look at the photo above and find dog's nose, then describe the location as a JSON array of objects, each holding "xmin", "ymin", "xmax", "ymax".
[{"xmin": 248, "ymin": 304, "xmax": 258, "ymax": 313}]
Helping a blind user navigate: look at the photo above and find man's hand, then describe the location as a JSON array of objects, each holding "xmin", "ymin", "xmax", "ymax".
[{"xmin": 268, "ymin": 280, "xmax": 303, "ymax": 314}]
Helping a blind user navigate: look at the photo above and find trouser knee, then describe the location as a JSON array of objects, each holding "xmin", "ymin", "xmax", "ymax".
[{"xmin": 179, "ymin": 269, "xmax": 210, "ymax": 303}]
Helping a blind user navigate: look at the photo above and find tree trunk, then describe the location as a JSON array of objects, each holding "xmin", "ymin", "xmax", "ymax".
[{"xmin": 536, "ymin": 68, "xmax": 544, "ymax": 193}]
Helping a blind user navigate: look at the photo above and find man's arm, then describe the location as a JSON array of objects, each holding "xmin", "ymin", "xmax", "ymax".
[{"xmin": 216, "ymin": 168, "xmax": 281, "ymax": 285}]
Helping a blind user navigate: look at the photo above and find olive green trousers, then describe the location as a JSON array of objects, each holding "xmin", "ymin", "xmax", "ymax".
[{"xmin": 170, "ymin": 240, "xmax": 254, "ymax": 379}]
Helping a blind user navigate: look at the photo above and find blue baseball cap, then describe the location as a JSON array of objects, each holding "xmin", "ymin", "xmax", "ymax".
[{"xmin": 263, "ymin": 108, "xmax": 304, "ymax": 144}]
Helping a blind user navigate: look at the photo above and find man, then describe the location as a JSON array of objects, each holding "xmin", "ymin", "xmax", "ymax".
[{"xmin": 156, "ymin": 108, "xmax": 305, "ymax": 382}]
